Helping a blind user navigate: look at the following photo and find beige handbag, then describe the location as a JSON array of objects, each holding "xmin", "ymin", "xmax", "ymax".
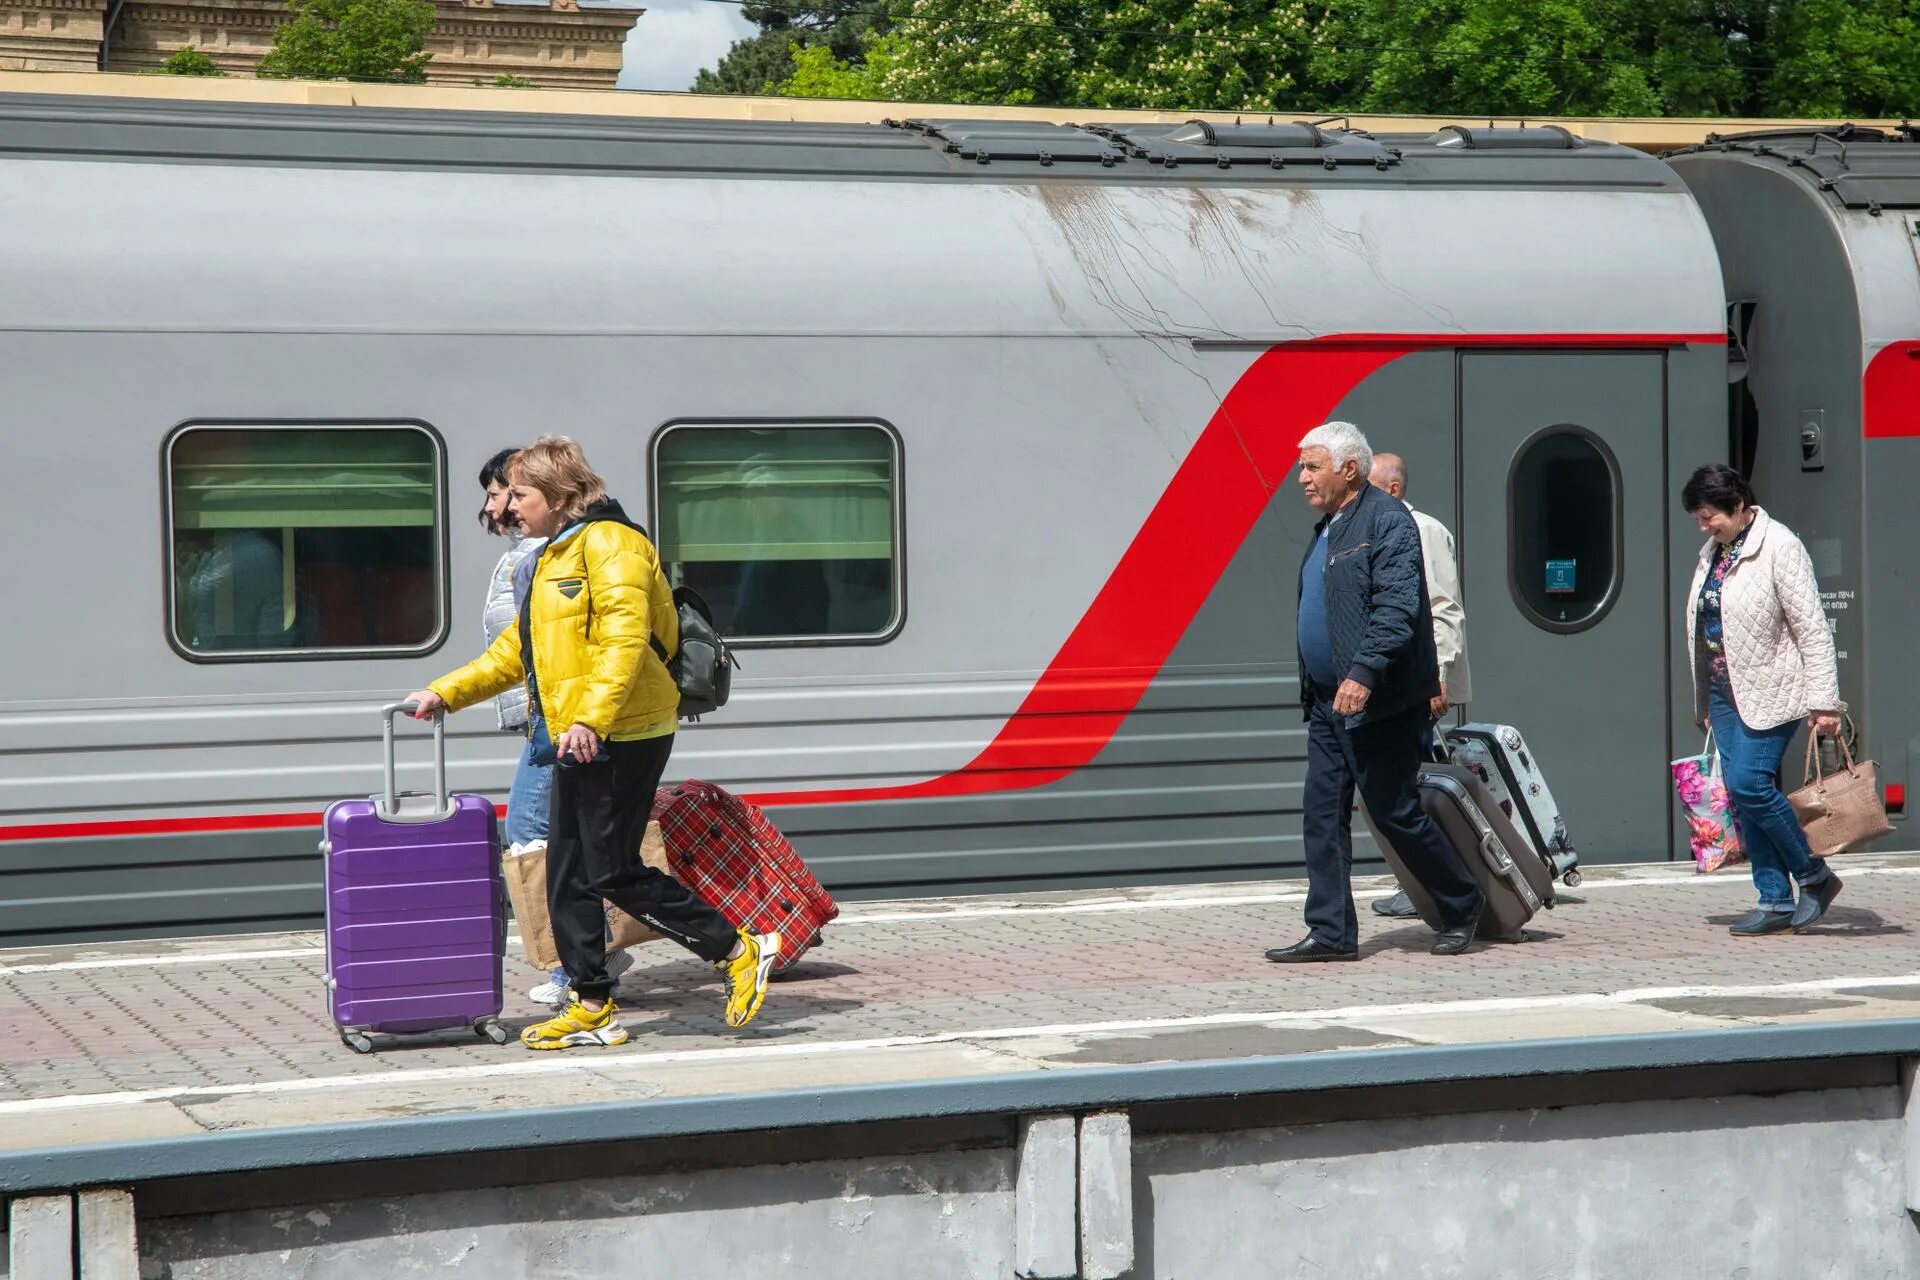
[
  {"xmin": 1788, "ymin": 736, "xmax": 1894, "ymax": 858},
  {"xmin": 502, "ymin": 821, "xmax": 673, "ymax": 969}
]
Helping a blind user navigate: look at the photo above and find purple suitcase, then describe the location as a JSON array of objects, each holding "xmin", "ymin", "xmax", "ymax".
[{"xmin": 321, "ymin": 702, "xmax": 507, "ymax": 1053}]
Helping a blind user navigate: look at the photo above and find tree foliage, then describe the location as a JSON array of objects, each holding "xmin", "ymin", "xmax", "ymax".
[
  {"xmin": 865, "ymin": 0, "xmax": 1310, "ymax": 110},
  {"xmin": 693, "ymin": 4, "xmax": 887, "ymax": 95},
  {"xmin": 257, "ymin": 0, "xmax": 437, "ymax": 84},
  {"xmin": 159, "ymin": 46, "xmax": 226, "ymax": 77},
  {"xmin": 738, "ymin": 0, "xmax": 1920, "ymax": 118},
  {"xmin": 1310, "ymin": 0, "xmax": 1919, "ymax": 117},
  {"xmin": 771, "ymin": 35, "xmax": 900, "ymax": 99}
]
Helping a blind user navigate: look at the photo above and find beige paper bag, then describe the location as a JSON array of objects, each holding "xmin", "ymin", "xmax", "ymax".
[
  {"xmin": 502, "ymin": 845, "xmax": 561, "ymax": 971},
  {"xmin": 503, "ymin": 820, "xmax": 674, "ymax": 967}
]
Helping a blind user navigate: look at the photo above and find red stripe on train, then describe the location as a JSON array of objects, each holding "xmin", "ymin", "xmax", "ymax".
[
  {"xmin": 1865, "ymin": 341, "xmax": 1920, "ymax": 439},
  {"xmin": 0, "ymin": 330, "xmax": 1723, "ymax": 843}
]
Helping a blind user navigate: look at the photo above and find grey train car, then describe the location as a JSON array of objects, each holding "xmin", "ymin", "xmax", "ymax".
[
  {"xmin": 1669, "ymin": 128, "xmax": 1918, "ymax": 841},
  {"xmin": 0, "ymin": 96, "xmax": 1736, "ymax": 944}
]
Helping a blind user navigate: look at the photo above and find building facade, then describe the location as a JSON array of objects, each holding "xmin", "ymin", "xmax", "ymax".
[{"xmin": 0, "ymin": 0, "xmax": 641, "ymax": 90}]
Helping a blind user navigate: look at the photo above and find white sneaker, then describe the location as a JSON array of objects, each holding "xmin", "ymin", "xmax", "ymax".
[{"xmin": 528, "ymin": 950, "xmax": 634, "ymax": 1007}]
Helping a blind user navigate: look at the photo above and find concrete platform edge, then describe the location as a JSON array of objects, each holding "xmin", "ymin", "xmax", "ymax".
[{"xmin": 5, "ymin": 1018, "xmax": 1919, "ymax": 1195}]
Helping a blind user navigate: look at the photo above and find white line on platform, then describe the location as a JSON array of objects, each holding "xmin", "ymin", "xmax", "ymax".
[
  {"xmin": 0, "ymin": 947, "xmax": 321, "ymax": 976},
  {"xmin": 834, "ymin": 864, "xmax": 1920, "ymax": 925},
  {"xmin": 4, "ymin": 862, "xmax": 1919, "ymax": 974},
  {"xmin": 1, "ymin": 971, "xmax": 1915, "ymax": 1118}
]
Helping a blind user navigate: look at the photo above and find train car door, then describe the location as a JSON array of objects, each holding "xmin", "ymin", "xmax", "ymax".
[{"xmin": 1459, "ymin": 351, "xmax": 1671, "ymax": 863}]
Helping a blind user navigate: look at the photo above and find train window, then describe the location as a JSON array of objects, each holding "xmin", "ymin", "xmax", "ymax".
[
  {"xmin": 1506, "ymin": 425, "xmax": 1622, "ymax": 634},
  {"xmin": 165, "ymin": 423, "xmax": 446, "ymax": 660},
  {"xmin": 652, "ymin": 421, "xmax": 902, "ymax": 644}
]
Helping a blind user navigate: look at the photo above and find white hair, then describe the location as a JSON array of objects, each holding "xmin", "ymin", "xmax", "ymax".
[{"xmin": 1299, "ymin": 421, "xmax": 1374, "ymax": 481}]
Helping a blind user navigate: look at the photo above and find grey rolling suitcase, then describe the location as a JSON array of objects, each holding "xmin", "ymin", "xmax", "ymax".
[{"xmin": 1363, "ymin": 762, "xmax": 1556, "ymax": 940}]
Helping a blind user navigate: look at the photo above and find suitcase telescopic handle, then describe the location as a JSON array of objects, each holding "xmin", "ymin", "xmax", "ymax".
[{"xmin": 379, "ymin": 701, "xmax": 449, "ymax": 821}]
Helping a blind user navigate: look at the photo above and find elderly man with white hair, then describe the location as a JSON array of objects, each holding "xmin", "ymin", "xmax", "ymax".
[{"xmin": 1266, "ymin": 422, "xmax": 1485, "ymax": 963}]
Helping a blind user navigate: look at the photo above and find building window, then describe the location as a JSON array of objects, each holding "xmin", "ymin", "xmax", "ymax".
[
  {"xmin": 166, "ymin": 423, "xmax": 445, "ymax": 659},
  {"xmin": 1507, "ymin": 425, "xmax": 1621, "ymax": 634},
  {"xmin": 653, "ymin": 421, "xmax": 901, "ymax": 643}
]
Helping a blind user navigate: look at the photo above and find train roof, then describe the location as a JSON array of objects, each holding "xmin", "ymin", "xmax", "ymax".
[
  {"xmin": 1672, "ymin": 124, "xmax": 1920, "ymax": 214},
  {"xmin": 0, "ymin": 92, "xmax": 1687, "ymax": 192}
]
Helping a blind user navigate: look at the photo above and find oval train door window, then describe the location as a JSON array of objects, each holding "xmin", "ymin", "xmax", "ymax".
[{"xmin": 1507, "ymin": 425, "xmax": 1623, "ymax": 633}]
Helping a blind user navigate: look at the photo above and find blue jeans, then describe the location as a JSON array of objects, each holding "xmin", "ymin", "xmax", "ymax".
[
  {"xmin": 1707, "ymin": 687, "xmax": 1826, "ymax": 912},
  {"xmin": 503, "ymin": 738, "xmax": 554, "ymax": 848}
]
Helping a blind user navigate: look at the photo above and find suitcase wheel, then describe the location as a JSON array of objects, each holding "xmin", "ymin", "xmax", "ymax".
[
  {"xmin": 474, "ymin": 1018, "xmax": 510, "ymax": 1046},
  {"xmin": 1563, "ymin": 870, "xmax": 1582, "ymax": 888},
  {"xmin": 341, "ymin": 1030, "xmax": 375, "ymax": 1055}
]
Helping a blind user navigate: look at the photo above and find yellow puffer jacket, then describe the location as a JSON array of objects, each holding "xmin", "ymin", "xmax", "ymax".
[{"xmin": 431, "ymin": 509, "xmax": 680, "ymax": 741}]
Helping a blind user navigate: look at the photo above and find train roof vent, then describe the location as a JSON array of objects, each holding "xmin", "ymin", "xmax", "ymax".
[
  {"xmin": 1686, "ymin": 126, "xmax": 1920, "ymax": 212},
  {"xmin": 1425, "ymin": 125, "xmax": 1586, "ymax": 150},
  {"xmin": 891, "ymin": 119, "xmax": 1128, "ymax": 167},
  {"xmin": 1086, "ymin": 119, "xmax": 1399, "ymax": 169}
]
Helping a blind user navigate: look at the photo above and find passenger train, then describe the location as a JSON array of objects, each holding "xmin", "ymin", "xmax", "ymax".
[{"xmin": 1, "ymin": 93, "xmax": 1912, "ymax": 944}]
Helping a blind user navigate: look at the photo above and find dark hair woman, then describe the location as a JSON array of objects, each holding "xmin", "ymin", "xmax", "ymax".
[
  {"xmin": 406, "ymin": 437, "xmax": 779, "ymax": 1049},
  {"xmin": 1681, "ymin": 464, "xmax": 1845, "ymax": 935}
]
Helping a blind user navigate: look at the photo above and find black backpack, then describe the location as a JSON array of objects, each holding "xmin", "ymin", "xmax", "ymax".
[{"xmin": 650, "ymin": 586, "xmax": 737, "ymax": 719}]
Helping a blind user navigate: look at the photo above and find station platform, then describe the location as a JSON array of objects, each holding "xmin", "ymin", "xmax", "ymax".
[{"xmin": 2, "ymin": 852, "xmax": 1918, "ymax": 1192}]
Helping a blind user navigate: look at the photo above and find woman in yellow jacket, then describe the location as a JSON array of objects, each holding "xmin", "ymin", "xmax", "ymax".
[{"xmin": 406, "ymin": 436, "xmax": 779, "ymax": 1050}]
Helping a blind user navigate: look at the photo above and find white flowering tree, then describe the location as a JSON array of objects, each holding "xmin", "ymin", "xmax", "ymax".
[{"xmin": 767, "ymin": 0, "xmax": 1314, "ymax": 111}]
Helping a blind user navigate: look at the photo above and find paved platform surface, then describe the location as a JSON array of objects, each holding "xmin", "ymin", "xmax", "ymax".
[{"xmin": 2, "ymin": 853, "xmax": 1917, "ymax": 1158}]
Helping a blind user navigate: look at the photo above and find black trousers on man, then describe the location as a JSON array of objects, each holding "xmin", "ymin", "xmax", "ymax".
[
  {"xmin": 546, "ymin": 734, "xmax": 739, "ymax": 1001},
  {"xmin": 1301, "ymin": 689, "xmax": 1482, "ymax": 952}
]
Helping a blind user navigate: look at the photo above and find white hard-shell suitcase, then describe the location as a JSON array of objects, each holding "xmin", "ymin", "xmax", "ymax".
[{"xmin": 1443, "ymin": 723, "xmax": 1581, "ymax": 887}]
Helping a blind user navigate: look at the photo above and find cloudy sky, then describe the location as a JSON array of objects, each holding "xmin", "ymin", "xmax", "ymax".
[{"xmin": 612, "ymin": 0, "xmax": 760, "ymax": 92}]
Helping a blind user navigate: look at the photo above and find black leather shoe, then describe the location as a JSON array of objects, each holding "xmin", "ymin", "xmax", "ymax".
[
  {"xmin": 1264, "ymin": 936, "xmax": 1359, "ymax": 963},
  {"xmin": 1370, "ymin": 890, "xmax": 1419, "ymax": 919},
  {"xmin": 1430, "ymin": 899, "xmax": 1485, "ymax": 955},
  {"xmin": 1729, "ymin": 909, "xmax": 1794, "ymax": 936},
  {"xmin": 1791, "ymin": 869, "xmax": 1844, "ymax": 931}
]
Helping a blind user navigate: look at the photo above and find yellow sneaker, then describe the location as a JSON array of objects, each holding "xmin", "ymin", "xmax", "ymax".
[
  {"xmin": 520, "ymin": 997, "xmax": 629, "ymax": 1051},
  {"xmin": 718, "ymin": 929, "xmax": 781, "ymax": 1028}
]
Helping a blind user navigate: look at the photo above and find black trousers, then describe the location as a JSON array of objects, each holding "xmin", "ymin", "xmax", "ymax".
[
  {"xmin": 546, "ymin": 734, "xmax": 738, "ymax": 1000},
  {"xmin": 1301, "ymin": 691, "xmax": 1483, "ymax": 951}
]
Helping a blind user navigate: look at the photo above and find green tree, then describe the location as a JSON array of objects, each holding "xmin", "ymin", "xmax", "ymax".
[
  {"xmin": 492, "ymin": 73, "xmax": 536, "ymax": 88},
  {"xmin": 1752, "ymin": 0, "xmax": 1920, "ymax": 116},
  {"xmin": 693, "ymin": 4, "xmax": 887, "ymax": 95},
  {"xmin": 257, "ymin": 0, "xmax": 437, "ymax": 84},
  {"xmin": 1308, "ymin": 0, "xmax": 1917, "ymax": 118},
  {"xmin": 1309, "ymin": 0, "xmax": 1670, "ymax": 116},
  {"xmin": 773, "ymin": 0, "xmax": 1312, "ymax": 111},
  {"xmin": 159, "ymin": 46, "xmax": 226, "ymax": 76},
  {"xmin": 742, "ymin": 0, "xmax": 1920, "ymax": 118},
  {"xmin": 771, "ymin": 34, "xmax": 900, "ymax": 98}
]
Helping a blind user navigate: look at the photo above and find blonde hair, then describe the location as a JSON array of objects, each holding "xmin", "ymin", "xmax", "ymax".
[{"xmin": 506, "ymin": 435, "xmax": 607, "ymax": 523}]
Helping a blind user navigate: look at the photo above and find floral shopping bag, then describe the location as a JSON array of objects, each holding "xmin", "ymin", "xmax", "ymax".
[{"xmin": 1671, "ymin": 732, "xmax": 1746, "ymax": 873}]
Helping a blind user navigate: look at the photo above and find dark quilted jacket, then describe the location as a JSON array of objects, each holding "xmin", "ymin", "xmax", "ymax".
[{"xmin": 1295, "ymin": 481, "xmax": 1440, "ymax": 726}]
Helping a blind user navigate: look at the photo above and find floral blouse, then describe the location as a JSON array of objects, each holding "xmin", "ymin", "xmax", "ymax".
[{"xmin": 1696, "ymin": 525, "xmax": 1751, "ymax": 694}]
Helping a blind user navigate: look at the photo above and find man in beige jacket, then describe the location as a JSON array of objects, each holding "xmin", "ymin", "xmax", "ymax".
[{"xmin": 1369, "ymin": 453, "xmax": 1471, "ymax": 919}]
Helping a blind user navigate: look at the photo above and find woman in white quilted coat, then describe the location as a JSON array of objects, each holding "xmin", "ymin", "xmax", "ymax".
[{"xmin": 1682, "ymin": 464, "xmax": 1845, "ymax": 936}]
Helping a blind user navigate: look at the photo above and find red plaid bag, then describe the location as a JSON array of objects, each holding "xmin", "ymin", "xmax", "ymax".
[{"xmin": 653, "ymin": 780, "xmax": 838, "ymax": 969}]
